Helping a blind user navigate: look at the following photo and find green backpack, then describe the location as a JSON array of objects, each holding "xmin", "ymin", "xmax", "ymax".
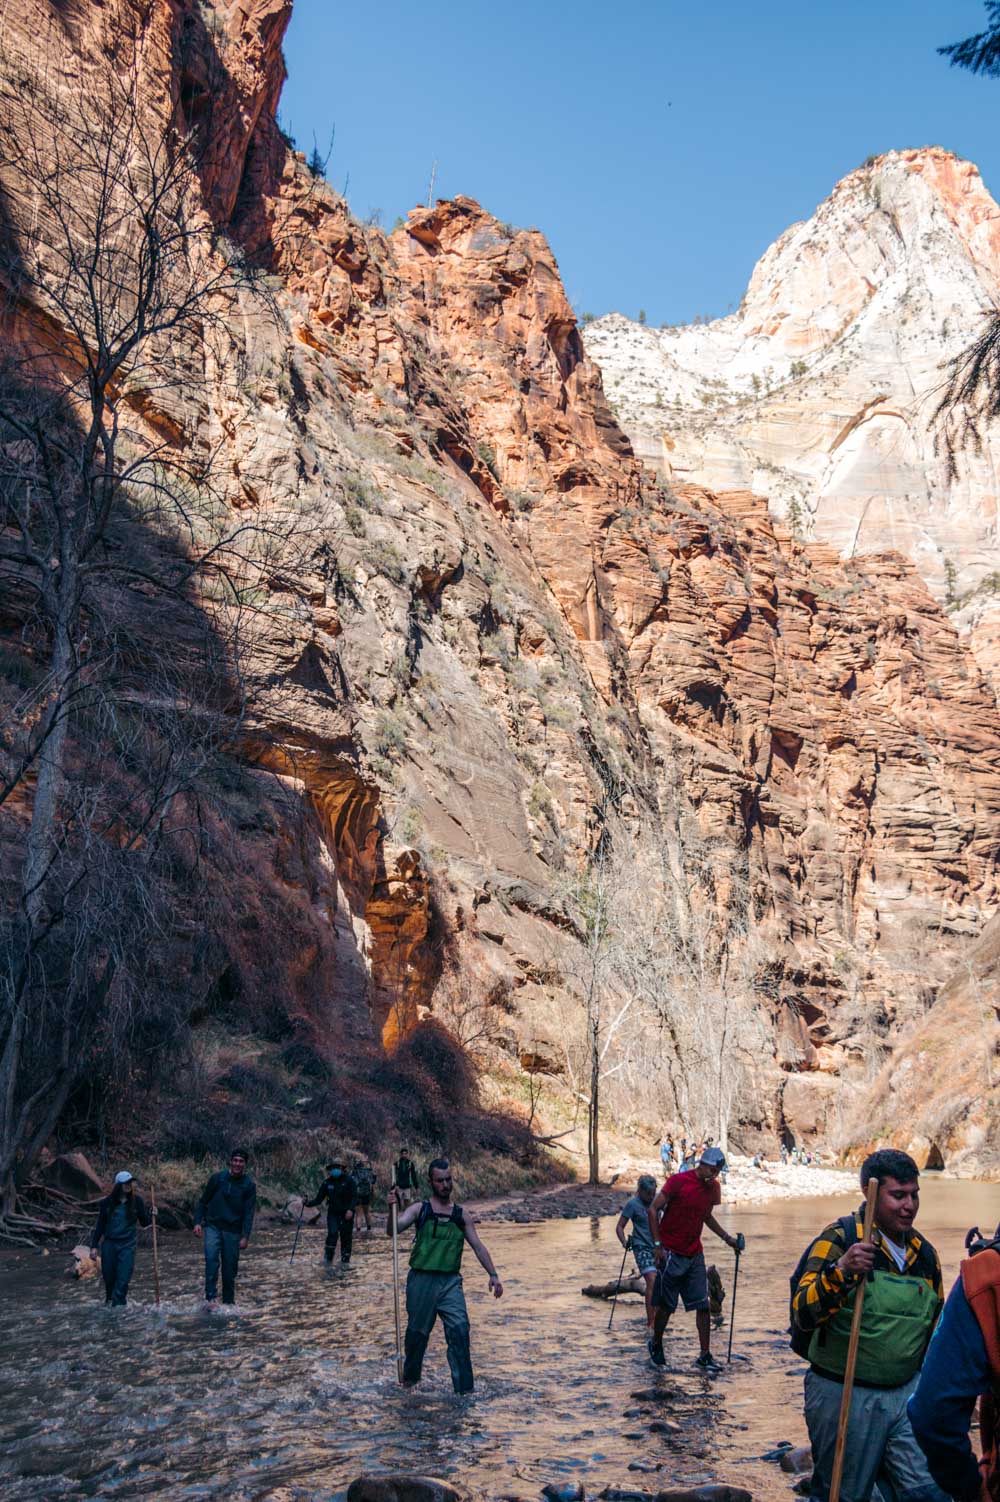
[
  {"xmin": 409, "ymin": 1202, "xmax": 467, "ymax": 1275},
  {"xmin": 790, "ymin": 1211, "xmax": 940, "ymax": 1386}
]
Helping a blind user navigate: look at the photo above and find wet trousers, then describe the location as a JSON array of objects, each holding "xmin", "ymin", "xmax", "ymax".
[
  {"xmin": 101, "ymin": 1240, "xmax": 136, "ymax": 1306},
  {"xmin": 805, "ymin": 1369, "xmax": 950, "ymax": 1502},
  {"xmin": 403, "ymin": 1270, "xmax": 474, "ymax": 1394},
  {"xmin": 325, "ymin": 1211, "xmax": 353, "ymax": 1263},
  {"xmin": 204, "ymin": 1224, "xmax": 242, "ymax": 1304}
]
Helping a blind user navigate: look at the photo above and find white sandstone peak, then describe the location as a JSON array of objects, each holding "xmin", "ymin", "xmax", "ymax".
[{"xmin": 585, "ymin": 146, "xmax": 1000, "ymax": 671}]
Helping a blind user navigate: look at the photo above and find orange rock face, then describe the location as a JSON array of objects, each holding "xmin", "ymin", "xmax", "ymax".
[{"xmin": 4, "ymin": 0, "xmax": 1000, "ymax": 1162}]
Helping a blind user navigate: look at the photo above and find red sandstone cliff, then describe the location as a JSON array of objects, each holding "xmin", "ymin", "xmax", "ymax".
[{"xmin": 3, "ymin": 0, "xmax": 1000, "ymax": 1168}]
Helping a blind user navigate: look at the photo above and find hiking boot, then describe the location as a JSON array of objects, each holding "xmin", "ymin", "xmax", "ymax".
[
  {"xmin": 648, "ymin": 1338, "xmax": 666, "ymax": 1367},
  {"xmin": 695, "ymin": 1351, "xmax": 723, "ymax": 1371}
]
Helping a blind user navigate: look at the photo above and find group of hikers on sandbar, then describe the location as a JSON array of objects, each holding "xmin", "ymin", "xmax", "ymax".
[{"xmin": 86, "ymin": 1138, "xmax": 1000, "ymax": 1502}]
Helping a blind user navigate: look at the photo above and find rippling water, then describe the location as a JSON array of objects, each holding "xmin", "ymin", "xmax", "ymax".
[{"xmin": 0, "ymin": 1178, "xmax": 991, "ymax": 1501}]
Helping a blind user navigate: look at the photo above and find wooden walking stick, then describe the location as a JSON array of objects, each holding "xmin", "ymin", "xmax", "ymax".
[
  {"xmin": 391, "ymin": 1169, "xmax": 404, "ymax": 1383},
  {"xmin": 828, "ymin": 1176, "xmax": 879, "ymax": 1502},
  {"xmin": 150, "ymin": 1186, "xmax": 161, "ymax": 1307}
]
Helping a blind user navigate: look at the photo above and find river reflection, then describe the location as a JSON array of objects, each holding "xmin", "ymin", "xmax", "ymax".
[{"xmin": 0, "ymin": 1178, "xmax": 994, "ymax": 1501}]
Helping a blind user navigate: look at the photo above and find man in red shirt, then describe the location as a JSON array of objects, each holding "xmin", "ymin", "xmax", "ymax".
[{"xmin": 645, "ymin": 1145, "xmax": 740, "ymax": 1371}]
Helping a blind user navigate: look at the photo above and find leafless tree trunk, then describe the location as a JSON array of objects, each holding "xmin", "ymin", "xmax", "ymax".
[{"xmin": 0, "ymin": 46, "xmax": 295, "ymax": 1238}]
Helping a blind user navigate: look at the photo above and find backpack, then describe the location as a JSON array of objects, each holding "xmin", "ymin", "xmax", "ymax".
[
  {"xmin": 960, "ymin": 1236, "xmax": 1000, "ymax": 1502},
  {"xmin": 410, "ymin": 1201, "xmax": 467, "ymax": 1276},
  {"xmin": 788, "ymin": 1212, "xmax": 858, "ymax": 1357}
]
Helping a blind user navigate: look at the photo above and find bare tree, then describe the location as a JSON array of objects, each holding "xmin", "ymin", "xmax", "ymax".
[{"xmin": 0, "ymin": 50, "xmax": 293, "ymax": 1238}]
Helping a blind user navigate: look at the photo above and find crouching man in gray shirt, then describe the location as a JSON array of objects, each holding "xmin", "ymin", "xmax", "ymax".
[{"xmin": 616, "ymin": 1174, "xmax": 659, "ymax": 1330}]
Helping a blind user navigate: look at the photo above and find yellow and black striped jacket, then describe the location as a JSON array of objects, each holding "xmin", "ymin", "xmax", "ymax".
[{"xmin": 792, "ymin": 1209, "xmax": 943, "ymax": 1333}]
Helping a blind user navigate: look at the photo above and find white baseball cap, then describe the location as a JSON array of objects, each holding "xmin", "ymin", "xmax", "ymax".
[{"xmin": 114, "ymin": 1171, "xmax": 134, "ymax": 1185}]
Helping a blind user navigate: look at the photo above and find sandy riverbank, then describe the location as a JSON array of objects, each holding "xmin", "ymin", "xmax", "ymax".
[{"xmin": 470, "ymin": 1155, "xmax": 853, "ymax": 1222}]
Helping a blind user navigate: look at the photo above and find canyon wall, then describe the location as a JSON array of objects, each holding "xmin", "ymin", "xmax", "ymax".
[
  {"xmin": 3, "ymin": 0, "xmax": 1000, "ymax": 1168},
  {"xmin": 584, "ymin": 149, "xmax": 1000, "ymax": 691}
]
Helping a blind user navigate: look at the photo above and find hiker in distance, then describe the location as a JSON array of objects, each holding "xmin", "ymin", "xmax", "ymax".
[
  {"xmin": 617, "ymin": 1174, "xmax": 659, "ymax": 1329},
  {"xmin": 90, "ymin": 1170, "xmax": 152, "ymax": 1306},
  {"xmin": 193, "ymin": 1148, "xmax": 257, "ymax": 1307},
  {"xmin": 908, "ymin": 1221, "xmax": 1000, "ymax": 1502},
  {"xmin": 646, "ymin": 1144, "xmax": 741, "ymax": 1371},
  {"xmin": 394, "ymin": 1148, "xmax": 419, "ymax": 1208},
  {"xmin": 791, "ymin": 1148, "xmax": 947, "ymax": 1502},
  {"xmin": 353, "ymin": 1159, "xmax": 376, "ymax": 1232},
  {"xmin": 388, "ymin": 1156, "xmax": 503, "ymax": 1394},
  {"xmin": 306, "ymin": 1160, "xmax": 357, "ymax": 1264}
]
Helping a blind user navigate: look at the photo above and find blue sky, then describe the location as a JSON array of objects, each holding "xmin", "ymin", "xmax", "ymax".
[{"xmin": 281, "ymin": 2, "xmax": 998, "ymax": 328}]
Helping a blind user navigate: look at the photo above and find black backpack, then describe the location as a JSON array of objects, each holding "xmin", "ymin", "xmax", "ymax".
[{"xmin": 788, "ymin": 1212, "xmax": 858, "ymax": 1357}]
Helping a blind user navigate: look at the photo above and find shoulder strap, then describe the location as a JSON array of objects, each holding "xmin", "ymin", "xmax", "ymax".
[
  {"xmin": 908, "ymin": 1235, "xmax": 939, "ymax": 1282},
  {"xmin": 415, "ymin": 1200, "xmax": 432, "ymax": 1231},
  {"xmin": 453, "ymin": 1205, "xmax": 466, "ymax": 1233},
  {"xmin": 962, "ymin": 1249, "xmax": 1000, "ymax": 1375}
]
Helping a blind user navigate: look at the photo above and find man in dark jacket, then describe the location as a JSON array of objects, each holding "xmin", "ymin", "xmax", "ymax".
[
  {"xmin": 394, "ymin": 1149, "xmax": 419, "ymax": 1209},
  {"xmin": 908, "ymin": 1239, "xmax": 1000, "ymax": 1502},
  {"xmin": 193, "ymin": 1148, "xmax": 256, "ymax": 1306},
  {"xmin": 307, "ymin": 1161, "xmax": 357, "ymax": 1264},
  {"xmin": 90, "ymin": 1170, "xmax": 152, "ymax": 1306}
]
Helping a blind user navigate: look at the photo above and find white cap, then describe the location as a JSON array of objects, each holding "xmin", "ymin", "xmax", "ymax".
[{"xmin": 114, "ymin": 1171, "xmax": 134, "ymax": 1185}]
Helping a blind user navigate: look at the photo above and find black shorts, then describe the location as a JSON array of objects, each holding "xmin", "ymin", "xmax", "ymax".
[{"xmin": 357, "ymin": 1195, "xmax": 372, "ymax": 1206}]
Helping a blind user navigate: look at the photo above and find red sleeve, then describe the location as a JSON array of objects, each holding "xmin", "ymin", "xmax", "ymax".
[
  {"xmin": 711, "ymin": 1180, "xmax": 722, "ymax": 1207},
  {"xmin": 663, "ymin": 1173, "xmax": 679, "ymax": 1195}
]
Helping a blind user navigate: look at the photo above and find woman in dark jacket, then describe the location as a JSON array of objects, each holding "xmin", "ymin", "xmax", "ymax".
[{"xmin": 90, "ymin": 1171, "xmax": 152, "ymax": 1306}]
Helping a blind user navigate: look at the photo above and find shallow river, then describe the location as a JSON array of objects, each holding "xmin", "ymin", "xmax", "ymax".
[{"xmin": 0, "ymin": 1179, "xmax": 995, "ymax": 1502}]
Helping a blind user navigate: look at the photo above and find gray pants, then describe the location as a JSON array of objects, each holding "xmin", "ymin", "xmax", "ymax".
[
  {"xmin": 805, "ymin": 1369, "xmax": 950, "ymax": 1502},
  {"xmin": 403, "ymin": 1270, "xmax": 473, "ymax": 1393}
]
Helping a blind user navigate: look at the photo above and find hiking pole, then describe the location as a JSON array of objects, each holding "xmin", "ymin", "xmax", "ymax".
[
  {"xmin": 727, "ymin": 1232, "xmax": 745, "ymax": 1362},
  {"xmin": 150, "ymin": 1185, "xmax": 161, "ymax": 1307},
  {"xmin": 391, "ymin": 1170, "xmax": 404, "ymax": 1383},
  {"xmin": 289, "ymin": 1200, "xmax": 305, "ymax": 1264},
  {"xmin": 608, "ymin": 1237, "xmax": 631, "ymax": 1330},
  {"xmin": 829, "ymin": 1176, "xmax": 879, "ymax": 1502}
]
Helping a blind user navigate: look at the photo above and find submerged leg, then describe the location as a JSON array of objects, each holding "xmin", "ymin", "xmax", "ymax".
[
  {"xmin": 402, "ymin": 1327, "xmax": 429, "ymax": 1385},
  {"xmin": 437, "ymin": 1278, "xmax": 474, "ymax": 1394}
]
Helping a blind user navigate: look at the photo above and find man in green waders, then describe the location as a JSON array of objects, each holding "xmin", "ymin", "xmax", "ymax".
[
  {"xmin": 791, "ymin": 1148, "xmax": 947, "ymax": 1502},
  {"xmin": 387, "ymin": 1157, "xmax": 503, "ymax": 1394}
]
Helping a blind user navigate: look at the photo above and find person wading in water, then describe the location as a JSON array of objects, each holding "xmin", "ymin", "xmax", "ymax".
[
  {"xmin": 908, "ymin": 1219, "xmax": 1000, "ymax": 1502},
  {"xmin": 388, "ymin": 1157, "xmax": 503, "ymax": 1394},
  {"xmin": 646, "ymin": 1144, "xmax": 740, "ymax": 1371},
  {"xmin": 394, "ymin": 1148, "xmax": 419, "ymax": 1209},
  {"xmin": 193, "ymin": 1148, "xmax": 257, "ymax": 1307},
  {"xmin": 792, "ymin": 1148, "xmax": 945, "ymax": 1502},
  {"xmin": 89, "ymin": 1171, "xmax": 152, "ymax": 1306},
  {"xmin": 353, "ymin": 1159, "xmax": 376, "ymax": 1232},
  {"xmin": 616, "ymin": 1173, "xmax": 659, "ymax": 1329},
  {"xmin": 306, "ymin": 1160, "xmax": 357, "ymax": 1265}
]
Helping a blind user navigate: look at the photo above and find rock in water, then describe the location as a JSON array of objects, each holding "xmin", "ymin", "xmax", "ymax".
[
  {"xmin": 656, "ymin": 1489, "xmax": 753, "ymax": 1502},
  {"xmin": 347, "ymin": 1479, "xmax": 470, "ymax": 1502},
  {"xmin": 779, "ymin": 1448, "xmax": 813, "ymax": 1476},
  {"xmin": 542, "ymin": 1487, "xmax": 584, "ymax": 1502}
]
